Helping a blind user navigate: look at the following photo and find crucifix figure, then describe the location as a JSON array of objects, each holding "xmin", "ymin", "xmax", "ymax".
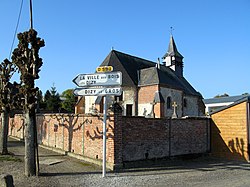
[{"xmin": 172, "ymin": 101, "xmax": 177, "ymax": 119}]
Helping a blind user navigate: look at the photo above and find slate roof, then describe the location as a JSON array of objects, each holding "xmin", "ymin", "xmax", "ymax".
[
  {"xmin": 203, "ymin": 95, "xmax": 250, "ymax": 104},
  {"xmin": 139, "ymin": 66, "xmax": 201, "ymax": 96},
  {"xmin": 99, "ymin": 50, "xmax": 155, "ymax": 86},
  {"xmin": 99, "ymin": 50, "xmax": 201, "ymax": 96},
  {"xmin": 162, "ymin": 35, "xmax": 183, "ymax": 59},
  {"xmin": 209, "ymin": 95, "xmax": 250, "ymax": 115}
]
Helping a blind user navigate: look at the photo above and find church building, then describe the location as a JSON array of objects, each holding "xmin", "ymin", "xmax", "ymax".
[{"xmin": 81, "ymin": 35, "xmax": 205, "ymax": 118}]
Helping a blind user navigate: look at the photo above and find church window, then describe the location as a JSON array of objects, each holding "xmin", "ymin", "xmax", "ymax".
[
  {"xmin": 167, "ymin": 97, "xmax": 171, "ymax": 109},
  {"xmin": 184, "ymin": 98, "xmax": 187, "ymax": 107}
]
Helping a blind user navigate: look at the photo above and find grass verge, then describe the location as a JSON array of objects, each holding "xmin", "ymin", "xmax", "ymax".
[{"xmin": 0, "ymin": 154, "xmax": 22, "ymax": 162}]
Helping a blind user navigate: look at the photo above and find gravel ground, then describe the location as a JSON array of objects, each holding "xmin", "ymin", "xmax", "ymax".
[{"xmin": 1, "ymin": 138, "xmax": 250, "ymax": 187}]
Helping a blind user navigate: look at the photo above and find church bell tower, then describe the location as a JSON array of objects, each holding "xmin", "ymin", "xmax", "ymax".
[{"xmin": 162, "ymin": 35, "xmax": 184, "ymax": 77}]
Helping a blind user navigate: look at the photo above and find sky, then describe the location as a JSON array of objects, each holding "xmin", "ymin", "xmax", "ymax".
[{"xmin": 0, "ymin": 0, "xmax": 249, "ymax": 99}]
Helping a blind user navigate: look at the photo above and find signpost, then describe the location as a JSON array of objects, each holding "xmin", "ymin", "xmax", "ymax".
[
  {"xmin": 73, "ymin": 66, "xmax": 122, "ymax": 178},
  {"xmin": 73, "ymin": 87, "xmax": 122, "ymax": 96},
  {"xmin": 72, "ymin": 72, "xmax": 122, "ymax": 87}
]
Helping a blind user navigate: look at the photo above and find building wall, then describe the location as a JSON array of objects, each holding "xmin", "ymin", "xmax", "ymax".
[
  {"xmin": 80, "ymin": 84, "xmax": 204, "ymax": 118},
  {"xmin": 75, "ymin": 97, "xmax": 85, "ymax": 114},
  {"xmin": 9, "ymin": 113, "xmax": 210, "ymax": 169},
  {"xmin": 122, "ymin": 86, "xmax": 137, "ymax": 116},
  {"xmin": 160, "ymin": 87, "xmax": 183, "ymax": 117},
  {"xmin": 138, "ymin": 85, "xmax": 159, "ymax": 116},
  {"xmin": 83, "ymin": 86, "xmax": 137, "ymax": 116},
  {"xmin": 85, "ymin": 96, "xmax": 97, "ymax": 114},
  {"xmin": 211, "ymin": 101, "xmax": 249, "ymax": 161},
  {"xmin": 205, "ymin": 102, "xmax": 233, "ymax": 114},
  {"xmin": 183, "ymin": 95, "xmax": 200, "ymax": 116},
  {"xmin": 154, "ymin": 103, "xmax": 164, "ymax": 118}
]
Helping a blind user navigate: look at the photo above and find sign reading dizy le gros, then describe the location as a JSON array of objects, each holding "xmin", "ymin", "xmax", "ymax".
[
  {"xmin": 73, "ymin": 72, "xmax": 122, "ymax": 87},
  {"xmin": 73, "ymin": 87, "xmax": 122, "ymax": 96}
]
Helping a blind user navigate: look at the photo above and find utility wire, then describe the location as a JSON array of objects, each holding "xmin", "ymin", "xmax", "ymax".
[{"xmin": 9, "ymin": 0, "xmax": 24, "ymax": 60}]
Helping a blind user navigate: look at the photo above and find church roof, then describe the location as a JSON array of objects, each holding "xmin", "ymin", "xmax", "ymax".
[
  {"xmin": 162, "ymin": 35, "xmax": 183, "ymax": 59},
  {"xmin": 99, "ymin": 50, "xmax": 201, "ymax": 96},
  {"xmin": 99, "ymin": 50, "xmax": 155, "ymax": 86},
  {"xmin": 139, "ymin": 66, "xmax": 201, "ymax": 96}
]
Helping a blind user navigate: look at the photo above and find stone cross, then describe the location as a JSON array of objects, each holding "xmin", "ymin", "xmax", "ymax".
[{"xmin": 172, "ymin": 101, "xmax": 177, "ymax": 119}]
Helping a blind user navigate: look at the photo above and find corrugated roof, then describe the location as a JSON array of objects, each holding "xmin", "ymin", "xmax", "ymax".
[
  {"xmin": 203, "ymin": 95, "xmax": 250, "ymax": 104},
  {"xmin": 210, "ymin": 96, "xmax": 250, "ymax": 115}
]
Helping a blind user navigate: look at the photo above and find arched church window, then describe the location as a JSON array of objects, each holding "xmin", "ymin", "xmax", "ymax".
[
  {"xmin": 184, "ymin": 98, "xmax": 187, "ymax": 107},
  {"xmin": 167, "ymin": 97, "xmax": 171, "ymax": 109}
]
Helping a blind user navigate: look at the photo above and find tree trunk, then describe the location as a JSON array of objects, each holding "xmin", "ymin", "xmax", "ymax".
[
  {"xmin": 0, "ymin": 110, "xmax": 9, "ymax": 155},
  {"xmin": 24, "ymin": 110, "xmax": 36, "ymax": 176}
]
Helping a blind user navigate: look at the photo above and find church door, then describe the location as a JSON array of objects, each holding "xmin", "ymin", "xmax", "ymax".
[{"xmin": 126, "ymin": 104, "xmax": 133, "ymax": 116}]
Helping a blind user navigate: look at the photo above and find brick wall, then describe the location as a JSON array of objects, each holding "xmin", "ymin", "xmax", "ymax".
[
  {"xmin": 119, "ymin": 116, "xmax": 210, "ymax": 162},
  {"xmin": 211, "ymin": 101, "xmax": 249, "ymax": 161},
  {"xmin": 9, "ymin": 113, "xmax": 116, "ymax": 165},
  {"xmin": 9, "ymin": 113, "xmax": 210, "ymax": 169},
  {"xmin": 138, "ymin": 85, "xmax": 159, "ymax": 103},
  {"xmin": 170, "ymin": 118, "xmax": 210, "ymax": 156}
]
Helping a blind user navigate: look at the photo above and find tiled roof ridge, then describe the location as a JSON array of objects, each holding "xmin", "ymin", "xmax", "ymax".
[{"xmin": 112, "ymin": 49, "xmax": 156, "ymax": 65}]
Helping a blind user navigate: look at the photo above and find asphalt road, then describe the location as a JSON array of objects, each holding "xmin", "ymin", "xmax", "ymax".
[{"xmin": 1, "ymin": 137, "xmax": 250, "ymax": 187}]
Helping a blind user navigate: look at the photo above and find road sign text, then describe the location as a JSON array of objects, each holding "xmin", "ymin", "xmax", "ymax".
[
  {"xmin": 73, "ymin": 87, "xmax": 122, "ymax": 96},
  {"xmin": 73, "ymin": 72, "xmax": 122, "ymax": 87}
]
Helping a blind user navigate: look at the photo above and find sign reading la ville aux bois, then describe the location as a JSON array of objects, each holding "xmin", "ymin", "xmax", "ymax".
[{"xmin": 73, "ymin": 71, "xmax": 122, "ymax": 87}]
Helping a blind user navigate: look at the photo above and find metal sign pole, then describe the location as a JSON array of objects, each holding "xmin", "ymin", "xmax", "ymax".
[
  {"xmin": 72, "ymin": 67, "xmax": 122, "ymax": 178},
  {"xmin": 102, "ymin": 95, "xmax": 107, "ymax": 177}
]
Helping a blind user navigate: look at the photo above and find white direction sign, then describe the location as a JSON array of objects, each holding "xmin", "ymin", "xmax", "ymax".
[
  {"xmin": 73, "ymin": 72, "xmax": 122, "ymax": 87},
  {"xmin": 73, "ymin": 87, "xmax": 122, "ymax": 96}
]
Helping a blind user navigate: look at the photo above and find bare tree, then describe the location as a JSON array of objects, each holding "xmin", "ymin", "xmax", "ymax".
[
  {"xmin": 12, "ymin": 29, "xmax": 45, "ymax": 176},
  {"xmin": 0, "ymin": 59, "xmax": 16, "ymax": 154}
]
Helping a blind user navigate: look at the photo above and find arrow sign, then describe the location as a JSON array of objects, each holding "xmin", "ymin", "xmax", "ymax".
[
  {"xmin": 73, "ymin": 87, "xmax": 122, "ymax": 96},
  {"xmin": 73, "ymin": 72, "xmax": 122, "ymax": 87}
]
